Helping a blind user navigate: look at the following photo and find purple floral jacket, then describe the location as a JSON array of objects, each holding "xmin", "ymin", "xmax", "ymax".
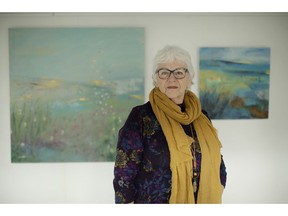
[{"xmin": 113, "ymin": 102, "xmax": 227, "ymax": 203}]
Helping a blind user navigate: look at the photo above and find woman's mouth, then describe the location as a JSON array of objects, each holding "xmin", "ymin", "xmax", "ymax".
[{"xmin": 167, "ymin": 86, "xmax": 178, "ymax": 89}]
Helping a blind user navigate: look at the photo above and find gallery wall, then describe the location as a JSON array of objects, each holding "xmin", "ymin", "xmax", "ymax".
[{"xmin": 0, "ymin": 12, "xmax": 288, "ymax": 203}]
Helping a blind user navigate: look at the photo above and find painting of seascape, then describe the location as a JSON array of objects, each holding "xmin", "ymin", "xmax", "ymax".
[
  {"xmin": 9, "ymin": 28, "xmax": 145, "ymax": 162},
  {"xmin": 199, "ymin": 47, "xmax": 270, "ymax": 119}
]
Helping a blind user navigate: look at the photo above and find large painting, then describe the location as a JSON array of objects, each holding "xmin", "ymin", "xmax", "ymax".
[
  {"xmin": 199, "ymin": 47, "xmax": 270, "ymax": 119},
  {"xmin": 9, "ymin": 28, "xmax": 145, "ymax": 162}
]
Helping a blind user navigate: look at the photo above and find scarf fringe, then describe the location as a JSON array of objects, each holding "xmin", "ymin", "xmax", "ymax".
[{"xmin": 169, "ymin": 162, "xmax": 195, "ymax": 204}]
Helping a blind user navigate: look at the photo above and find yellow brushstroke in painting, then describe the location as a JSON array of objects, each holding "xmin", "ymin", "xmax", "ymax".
[
  {"xmin": 31, "ymin": 79, "xmax": 60, "ymax": 90},
  {"xmin": 129, "ymin": 94, "xmax": 144, "ymax": 100},
  {"xmin": 91, "ymin": 80, "xmax": 107, "ymax": 87}
]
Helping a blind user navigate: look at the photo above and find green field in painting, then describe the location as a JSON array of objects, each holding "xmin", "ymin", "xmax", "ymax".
[
  {"xmin": 10, "ymin": 78, "xmax": 144, "ymax": 162},
  {"xmin": 200, "ymin": 69, "xmax": 269, "ymax": 119}
]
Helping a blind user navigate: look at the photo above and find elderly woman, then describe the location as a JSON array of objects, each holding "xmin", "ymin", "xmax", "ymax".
[{"xmin": 113, "ymin": 45, "xmax": 227, "ymax": 204}]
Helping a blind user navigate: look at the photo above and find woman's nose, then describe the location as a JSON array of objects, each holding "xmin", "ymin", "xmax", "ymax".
[{"xmin": 167, "ymin": 72, "xmax": 177, "ymax": 81}]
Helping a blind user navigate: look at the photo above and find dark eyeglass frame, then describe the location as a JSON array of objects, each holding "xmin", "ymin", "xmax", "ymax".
[{"xmin": 156, "ymin": 67, "xmax": 189, "ymax": 79}]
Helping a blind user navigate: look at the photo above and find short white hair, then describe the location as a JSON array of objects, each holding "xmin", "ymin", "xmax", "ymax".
[{"xmin": 152, "ymin": 45, "xmax": 195, "ymax": 87}]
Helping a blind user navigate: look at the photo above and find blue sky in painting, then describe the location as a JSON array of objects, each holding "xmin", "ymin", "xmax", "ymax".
[
  {"xmin": 9, "ymin": 28, "xmax": 144, "ymax": 82},
  {"xmin": 200, "ymin": 47, "xmax": 270, "ymax": 64}
]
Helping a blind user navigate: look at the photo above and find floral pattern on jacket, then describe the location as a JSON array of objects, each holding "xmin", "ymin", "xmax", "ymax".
[{"xmin": 113, "ymin": 102, "xmax": 227, "ymax": 203}]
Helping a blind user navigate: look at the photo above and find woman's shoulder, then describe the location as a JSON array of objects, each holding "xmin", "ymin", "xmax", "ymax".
[
  {"xmin": 127, "ymin": 101, "xmax": 153, "ymax": 119},
  {"xmin": 131, "ymin": 101, "xmax": 152, "ymax": 113},
  {"xmin": 202, "ymin": 109, "xmax": 209, "ymax": 117},
  {"xmin": 202, "ymin": 109, "xmax": 211, "ymax": 121},
  {"xmin": 122, "ymin": 102, "xmax": 154, "ymax": 127}
]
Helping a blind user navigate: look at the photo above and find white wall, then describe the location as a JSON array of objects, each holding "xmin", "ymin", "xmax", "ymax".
[{"xmin": 1, "ymin": 12, "xmax": 288, "ymax": 204}]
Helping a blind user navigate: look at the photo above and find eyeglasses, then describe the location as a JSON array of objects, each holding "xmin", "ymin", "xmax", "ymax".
[{"xmin": 156, "ymin": 67, "xmax": 188, "ymax": 79}]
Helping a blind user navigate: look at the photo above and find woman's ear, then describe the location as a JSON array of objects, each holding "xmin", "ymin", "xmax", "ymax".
[{"xmin": 152, "ymin": 74, "xmax": 158, "ymax": 87}]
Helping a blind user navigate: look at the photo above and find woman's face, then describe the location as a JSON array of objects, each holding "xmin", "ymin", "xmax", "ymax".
[{"xmin": 155, "ymin": 60, "xmax": 191, "ymax": 104}]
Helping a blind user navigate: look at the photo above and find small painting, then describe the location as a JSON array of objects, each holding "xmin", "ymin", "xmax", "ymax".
[
  {"xmin": 199, "ymin": 47, "xmax": 270, "ymax": 119},
  {"xmin": 9, "ymin": 27, "xmax": 145, "ymax": 162}
]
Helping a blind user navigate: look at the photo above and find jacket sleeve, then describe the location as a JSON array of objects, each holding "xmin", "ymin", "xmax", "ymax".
[
  {"xmin": 220, "ymin": 155, "xmax": 227, "ymax": 188},
  {"xmin": 113, "ymin": 106, "xmax": 144, "ymax": 203}
]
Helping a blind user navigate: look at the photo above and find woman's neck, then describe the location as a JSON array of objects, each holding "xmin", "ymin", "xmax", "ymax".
[{"xmin": 178, "ymin": 102, "xmax": 185, "ymax": 112}]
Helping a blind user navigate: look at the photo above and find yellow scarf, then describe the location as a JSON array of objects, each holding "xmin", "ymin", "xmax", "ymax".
[{"xmin": 149, "ymin": 87, "xmax": 223, "ymax": 204}]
